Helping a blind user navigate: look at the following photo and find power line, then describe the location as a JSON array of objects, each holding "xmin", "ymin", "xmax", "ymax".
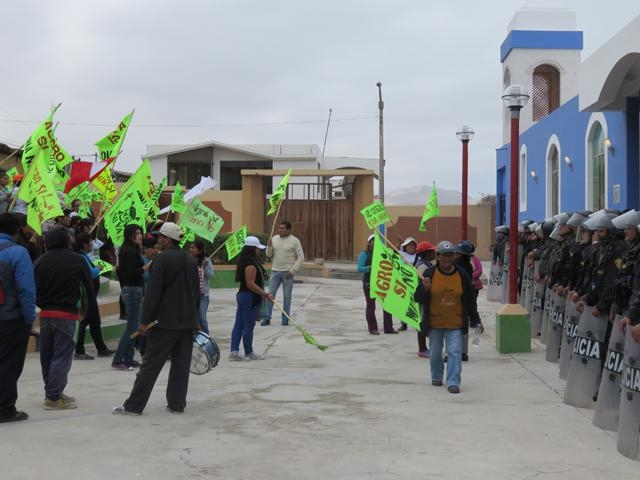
[{"xmin": 0, "ymin": 115, "xmax": 377, "ymax": 129}]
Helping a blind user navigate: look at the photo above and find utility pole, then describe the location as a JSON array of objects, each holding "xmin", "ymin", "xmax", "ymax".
[{"xmin": 377, "ymin": 82, "xmax": 384, "ymax": 204}]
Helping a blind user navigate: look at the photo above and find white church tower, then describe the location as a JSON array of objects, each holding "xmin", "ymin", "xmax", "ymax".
[{"xmin": 500, "ymin": 4, "xmax": 583, "ymax": 144}]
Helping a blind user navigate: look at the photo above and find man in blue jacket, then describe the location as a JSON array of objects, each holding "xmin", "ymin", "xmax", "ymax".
[{"xmin": 0, "ymin": 213, "xmax": 36, "ymax": 423}]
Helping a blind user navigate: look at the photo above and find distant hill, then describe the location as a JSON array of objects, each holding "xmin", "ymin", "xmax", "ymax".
[{"xmin": 385, "ymin": 185, "xmax": 477, "ymax": 206}]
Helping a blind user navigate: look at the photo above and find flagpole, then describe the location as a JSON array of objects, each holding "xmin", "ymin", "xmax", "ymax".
[{"xmin": 89, "ymin": 191, "xmax": 131, "ymax": 235}]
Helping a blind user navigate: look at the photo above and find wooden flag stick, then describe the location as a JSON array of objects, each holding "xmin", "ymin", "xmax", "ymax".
[
  {"xmin": 0, "ymin": 144, "xmax": 24, "ymax": 167},
  {"xmin": 130, "ymin": 320, "xmax": 158, "ymax": 339}
]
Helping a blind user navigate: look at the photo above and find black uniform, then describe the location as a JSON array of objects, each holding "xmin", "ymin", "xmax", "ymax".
[{"xmin": 122, "ymin": 244, "xmax": 200, "ymax": 414}]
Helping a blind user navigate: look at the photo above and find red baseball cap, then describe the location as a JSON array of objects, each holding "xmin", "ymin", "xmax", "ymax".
[{"xmin": 416, "ymin": 241, "xmax": 436, "ymax": 253}]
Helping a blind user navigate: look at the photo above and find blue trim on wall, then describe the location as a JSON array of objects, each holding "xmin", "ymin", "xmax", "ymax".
[
  {"xmin": 495, "ymin": 95, "xmax": 631, "ymax": 223},
  {"xmin": 500, "ymin": 30, "xmax": 583, "ymax": 62}
]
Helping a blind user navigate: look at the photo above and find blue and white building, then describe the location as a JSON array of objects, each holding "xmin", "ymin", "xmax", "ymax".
[{"xmin": 496, "ymin": 7, "xmax": 640, "ymax": 223}]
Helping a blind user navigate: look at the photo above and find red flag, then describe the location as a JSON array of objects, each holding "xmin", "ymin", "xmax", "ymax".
[{"xmin": 64, "ymin": 158, "xmax": 115, "ymax": 193}]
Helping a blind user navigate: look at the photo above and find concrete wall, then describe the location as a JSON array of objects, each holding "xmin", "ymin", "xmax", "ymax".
[{"xmin": 385, "ymin": 204, "xmax": 493, "ymax": 261}]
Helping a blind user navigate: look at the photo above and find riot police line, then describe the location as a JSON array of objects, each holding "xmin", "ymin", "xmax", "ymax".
[{"xmin": 487, "ymin": 209, "xmax": 640, "ymax": 460}]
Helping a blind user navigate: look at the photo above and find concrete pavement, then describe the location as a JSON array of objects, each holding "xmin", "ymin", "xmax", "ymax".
[{"xmin": 1, "ymin": 276, "xmax": 638, "ymax": 479}]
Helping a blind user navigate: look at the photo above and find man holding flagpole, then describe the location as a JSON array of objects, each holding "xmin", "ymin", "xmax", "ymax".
[{"xmin": 261, "ymin": 221, "xmax": 304, "ymax": 326}]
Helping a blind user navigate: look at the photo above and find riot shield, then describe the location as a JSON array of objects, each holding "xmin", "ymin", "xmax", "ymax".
[
  {"xmin": 540, "ymin": 288, "xmax": 554, "ymax": 345},
  {"xmin": 616, "ymin": 327, "xmax": 640, "ymax": 459},
  {"xmin": 545, "ymin": 292, "xmax": 565, "ymax": 364},
  {"xmin": 593, "ymin": 316, "xmax": 625, "ymax": 431},
  {"xmin": 558, "ymin": 300, "xmax": 579, "ymax": 380},
  {"xmin": 530, "ymin": 282, "xmax": 545, "ymax": 338},
  {"xmin": 521, "ymin": 264, "xmax": 533, "ymax": 311},
  {"xmin": 563, "ymin": 308, "xmax": 608, "ymax": 408},
  {"xmin": 502, "ymin": 262, "xmax": 510, "ymax": 304},
  {"xmin": 487, "ymin": 263, "xmax": 504, "ymax": 302}
]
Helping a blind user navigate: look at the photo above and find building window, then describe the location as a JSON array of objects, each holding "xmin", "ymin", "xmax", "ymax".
[
  {"xmin": 220, "ymin": 160, "xmax": 273, "ymax": 192},
  {"xmin": 167, "ymin": 147, "xmax": 212, "ymax": 188},
  {"xmin": 532, "ymin": 65, "xmax": 560, "ymax": 121},
  {"xmin": 168, "ymin": 162, "xmax": 211, "ymax": 188},
  {"xmin": 519, "ymin": 147, "xmax": 527, "ymax": 211},
  {"xmin": 589, "ymin": 122, "xmax": 606, "ymax": 210},
  {"xmin": 548, "ymin": 145, "xmax": 560, "ymax": 215}
]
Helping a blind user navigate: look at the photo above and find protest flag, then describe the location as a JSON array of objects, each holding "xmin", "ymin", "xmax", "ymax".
[{"xmin": 419, "ymin": 182, "xmax": 440, "ymax": 232}]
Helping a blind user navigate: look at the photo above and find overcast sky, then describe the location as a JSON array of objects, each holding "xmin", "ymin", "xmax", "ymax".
[{"xmin": 2, "ymin": 0, "xmax": 639, "ymax": 198}]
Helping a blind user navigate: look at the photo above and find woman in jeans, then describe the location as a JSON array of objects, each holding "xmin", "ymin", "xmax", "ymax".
[
  {"xmin": 229, "ymin": 236, "xmax": 273, "ymax": 361},
  {"xmin": 189, "ymin": 239, "xmax": 214, "ymax": 334},
  {"xmin": 112, "ymin": 225, "xmax": 149, "ymax": 370}
]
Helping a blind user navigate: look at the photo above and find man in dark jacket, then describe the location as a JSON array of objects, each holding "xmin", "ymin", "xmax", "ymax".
[
  {"xmin": 414, "ymin": 241, "xmax": 481, "ymax": 394},
  {"xmin": 0, "ymin": 213, "xmax": 36, "ymax": 423},
  {"xmin": 114, "ymin": 222, "xmax": 200, "ymax": 415},
  {"xmin": 35, "ymin": 227, "xmax": 94, "ymax": 410}
]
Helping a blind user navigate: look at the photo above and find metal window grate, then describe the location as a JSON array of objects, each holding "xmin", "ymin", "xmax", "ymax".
[{"xmin": 532, "ymin": 65, "xmax": 560, "ymax": 121}]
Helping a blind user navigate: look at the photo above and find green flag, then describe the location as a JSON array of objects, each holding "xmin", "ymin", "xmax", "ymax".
[
  {"xmin": 93, "ymin": 259, "xmax": 114, "ymax": 275},
  {"xmin": 419, "ymin": 183, "xmax": 440, "ymax": 232},
  {"xmin": 146, "ymin": 176, "xmax": 167, "ymax": 221},
  {"xmin": 6, "ymin": 167, "xmax": 18, "ymax": 188},
  {"xmin": 293, "ymin": 323, "xmax": 328, "ymax": 351},
  {"xmin": 179, "ymin": 198, "xmax": 224, "ymax": 242},
  {"xmin": 21, "ymin": 104, "xmax": 60, "ymax": 172},
  {"xmin": 267, "ymin": 169, "xmax": 291, "ymax": 215},
  {"xmin": 20, "ymin": 149, "xmax": 64, "ymax": 234},
  {"xmin": 179, "ymin": 226, "xmax": 196, "ymax": 248},
  {"xmin": 360, "ymin": 200, "xmax": 391, "ymax": 229},
  {"xmin": 224, "ymin": 225, "xmax": 247, "ymax": 260},
  {"xmin": 170, "ymin": 182, "xmax": 187, "ymax": 214},
  {"xmin": 95, "ymin": 110, "xmax": 134, "ymax": 161},
  {"xmin": 104, "ymin": 191, "xmax": 146, "ymax": 245},
  {"xmin": 369, "ymin": 234, "xmax": 422, "ymax": 330},
  {"xmin": 92, "ymin": 167, "xmax": 117, "ymax": 202}
]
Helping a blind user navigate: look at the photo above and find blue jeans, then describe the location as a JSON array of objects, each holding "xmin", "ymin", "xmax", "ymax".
[
  {"xmin": 113, "ymin": 286, "xmax": 143, "ymax": 364},
  {"xmin": 264, "ymin": 271, "xmax": 294, "ymax": 324},
  {"xmin": 198, "ymin": 295, "xmax": 210, "ymax": 334},
  {"xmin": 429, "ymin": 328, "xmax": 463, "ymax": 387},
  {"xmin": 39, "ymin": 318, "xmax": 77, "ymax": 401},
  {"xmin": 231, "ymin": 291, "xmax": 257, "ymax": 355}
]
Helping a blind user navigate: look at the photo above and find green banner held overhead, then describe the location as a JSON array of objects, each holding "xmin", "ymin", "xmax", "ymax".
[
  {"xmin": 360, "ymin": 200, "xmax": 391, "ymax": 229},
  {"xmin": 19, "ymin": 149, "xmax": 64, "ymax": 234},
  {"xmin": 267, "ymin": 169, "xmax": 291, "ymax": 215},
  {"xmin": 224, "ymin": 225, "xmax": 247, "ymax": 260},
  {"xmin": 104, "ymin": 191, "xmax": 146, "ymax": 246},
  {"xmin": 95, "ymin": 110, "xmax": 134, "ymax": 161},
  {"xmin": 170, "ymin": 182, "xmax": 187, "ymax": 214},
  {"xmin": 179, "ymin": 197, "xmax": 224, "ymax": 242},
  {"xmin": 419, "ymin": 182, "xmax": 440, "ymax": 232},
  {"xmin": 369, "ymin": 234, "xmax": 422, "ymax": 331},
  {"xmin": 21, "ymin": 104, "xmax": 61, "ymax": 173}
]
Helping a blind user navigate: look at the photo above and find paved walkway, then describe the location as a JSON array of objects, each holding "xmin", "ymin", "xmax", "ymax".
[{"xmin": 1, "ymin": 277, "xmax": 638, "ymax": 479}]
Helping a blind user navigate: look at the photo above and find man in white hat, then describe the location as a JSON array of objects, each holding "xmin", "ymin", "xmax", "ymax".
[{"xmin": 113, "ymin": 222, "xmax": 200, "ymax": 415}]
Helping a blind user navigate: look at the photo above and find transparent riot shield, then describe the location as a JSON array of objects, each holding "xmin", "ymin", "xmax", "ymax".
[
  {"xmin": 616, "ymin": 327, "xmax": 640, "ymax": 459},
  {"xmin": 559, "ymin": 301, "xmax": 579, "ymax": 380},
  {"xmin": 593, "ymin": 316, "xmax": 625, "ymax": 431},
  {"xmin": 545, "ymin": 292, "xmax": 565, "ymax": 364},
  {"xmin": 487, "ymin": 263, "xmax": 504, "ymax": 303},
  {"xmin": 563, "ymin": 308, "xmax": 608, "ymax": 408}
]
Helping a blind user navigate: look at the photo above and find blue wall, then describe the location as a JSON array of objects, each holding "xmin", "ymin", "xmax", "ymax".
[{"xmin": 495, "ymin": 96, "xmax": 629, "ymax": 225}]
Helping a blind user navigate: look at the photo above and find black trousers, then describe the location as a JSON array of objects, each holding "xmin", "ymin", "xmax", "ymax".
[
  {"xmin": 123, "ymin": 328, "xmax": 192, "ymax": 414},
  {"xmin": 0, "ymin": 321, "xmax": 30, "ymax": 418},
  {"xmin": 76, "ymin": 295, "xmax": 108, "ymax": 354}
]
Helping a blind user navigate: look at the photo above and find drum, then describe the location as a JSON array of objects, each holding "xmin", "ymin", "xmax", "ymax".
[{"xmin": 190, "ymin": 331, "xmax": 220, "ymax": 375}]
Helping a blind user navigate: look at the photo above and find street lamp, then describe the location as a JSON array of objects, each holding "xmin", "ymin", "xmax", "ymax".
[
  {"xmin": 502, "ymin": 84, "xmax": 530, "ymax": 304},
  {"xmin": 456, "ymin": 125, "xmax": 474, "ymax": 240},
  {"xmin": 377, "ymin": 82, "xmax": 385, "ymax": 204}
]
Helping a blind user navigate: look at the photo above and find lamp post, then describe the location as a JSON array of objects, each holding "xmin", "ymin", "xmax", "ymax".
[
  {"xmin": 377, "ymin": 82, "xmax": 385, "ymax": 204},
  {"xmin": 501, "ymin": 84, "xmax": 530, "ymax": 304},
  {"xmin": 456, "ymin": 125, "xmax": 474, "ymax": 240}
]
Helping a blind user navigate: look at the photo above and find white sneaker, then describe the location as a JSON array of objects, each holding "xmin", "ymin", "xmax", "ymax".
[
  {"xmin": 228, "ymin": 351, "xmax": 246, "ymax": 361},
  {"xmin": 245, "ymin": 352, "xmax": 264, "ymax": 361}
]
